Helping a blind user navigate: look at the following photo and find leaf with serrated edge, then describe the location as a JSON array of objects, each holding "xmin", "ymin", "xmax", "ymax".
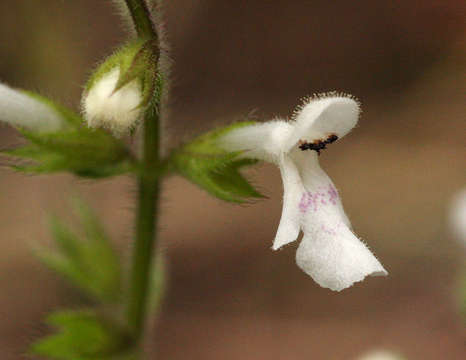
[
  {"xmin": 37, "ymin": 201, "xmax": 122, "ymax": 303},
  {"xmin": 30, "ymin": 310, "xmax": 132, "ymax": 359},
  {"xmin": 3, "ymin": 126, "xmax": 136, "ymax": 178}
]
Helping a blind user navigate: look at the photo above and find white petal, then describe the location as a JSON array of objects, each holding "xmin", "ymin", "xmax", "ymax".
[
  {"xmin": 293, "ymin": 150, "xmax": 352, "ymax": 228},
  {"xmin": 285, "ymin": 94, "xmax": 360, "ymax": 152},
  {"xmin": 296, "ymin": 225, "xmax": 387, "ymax": 291},
  {"xmin": 272, "ymin": 154, "xmax": 304, "ymax": 250},
  {"xmin": 218, "ymin": 120, "xmax": 293, "ymax": 163},
  {"xmin": 0, "ymin": 83, "xmax": 65, "ymax": 133},
  {"xmin": 291, "ymin": 150, "xmax": 386, "ymax": 291},
  {"xmin": 82, "ymin": 67, "xmax": 142, "ymax": 136}
]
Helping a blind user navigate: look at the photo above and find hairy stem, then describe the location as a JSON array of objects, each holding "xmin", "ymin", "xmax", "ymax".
[
  {"xmin": 124, "ymin": 0, "xmax": 161, "ymax": 343},
  {"xmin": 124, "ymin": 0, "xmax": 157, "ymax": 40},
  {"xmin": 127, "ymin": 106, "xmax": 159, "ymax": 339}
]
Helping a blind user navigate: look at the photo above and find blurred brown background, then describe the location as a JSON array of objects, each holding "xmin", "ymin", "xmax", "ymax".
[{"xmin": 0, "ymin": 1, "xmax": 465, "ymax": 359}]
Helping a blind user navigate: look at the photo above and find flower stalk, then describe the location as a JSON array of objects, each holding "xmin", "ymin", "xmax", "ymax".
[{"xmin": 123, "ymin": 0, "xmax": 161, "ymax": 343}]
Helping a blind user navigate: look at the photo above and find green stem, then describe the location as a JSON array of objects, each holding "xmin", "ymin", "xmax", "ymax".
[
  {"xmin": 127, "ymin": 105, "xmax": 159, "ymax": 339},
  {"xmin": 124, "ymin": 0, "xmax": 157, "ymax": 39},
  {"xmin": 124, "ymin": 0, "xmax": 161, "ymax": 342}
]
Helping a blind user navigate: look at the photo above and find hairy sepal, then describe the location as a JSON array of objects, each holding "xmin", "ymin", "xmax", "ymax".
[
  {"xmin": 3, "ymin": 124, "xmax": 135, "ymax": 178},
  {"xmin": 86, "ymin": 39, "xmax": 158, "ymax": 110},
  {"xmin": 171, "ymin": 122, "xmax": 265, "ymax": 203}
]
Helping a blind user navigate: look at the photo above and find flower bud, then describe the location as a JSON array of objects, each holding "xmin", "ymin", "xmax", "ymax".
[
  {"xmin": 82, "ymin": 67, "xmax": 142, "ymax": 136},
  {"xmin": 82, "ymin": 40, "xmax": 157, "ymax": 136},
  {"xmin": 0, "ymin": 83, "xmax": 66, "ymax": 133}
]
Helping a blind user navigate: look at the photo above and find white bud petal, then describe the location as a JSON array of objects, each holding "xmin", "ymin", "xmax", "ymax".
[
  {"xmin": 82, "ymin": 68, "xmax": 142, "ymax": 136},
  {"xmin": 449, "ymin": 188, "xmax": 466, "ymax": 248},
  {"xmin": 357, "ymin": 350, "xmax": 405, "ymax": 360},
  {"xmin": 0, "ymin": 83, "xmax": 65, "ymax": 133}
]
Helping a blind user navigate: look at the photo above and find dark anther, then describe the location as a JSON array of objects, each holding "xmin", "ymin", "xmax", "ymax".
[
  {"xmin": 325, "ymin": 134, "xmax": 338, "ymax": 144},
  {"xmin": 298, "ymin": 134, "xmax": 338, "ymax": 155}
]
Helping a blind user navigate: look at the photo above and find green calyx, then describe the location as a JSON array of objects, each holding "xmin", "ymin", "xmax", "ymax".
[
  {"xmin": 3, "ymin": 126, "xmax": 136, "ymax": 178},
  {"xmin": 85, "ymin": 39, "xmax": 159, "ymax": 110},
  {"xmin": 170, "ymin": 122, "xmax": 266, "ymax": 203}
]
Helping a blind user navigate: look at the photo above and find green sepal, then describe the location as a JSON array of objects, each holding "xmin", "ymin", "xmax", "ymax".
[
  {"xmin": 113, "ymin": 40, "xmax": 159, "ymax": 108},
  {"xmin": 85, "ymin": 40, "xmax": 144, "ymax": 91},
  {"xmin": 170, "ymin": 122, "xmax": 265, "ymax": 203},
  {"xmin": 86, "ymin": 39, "xmax": 159, "ymax": 111},
  {"xmin": 3, "ymin": 125, "xmax": 136, "ymax": 178},
  {"xmin": 29, "ymin": 309, "xmax": 134, "ymax": 360},
  {"xmin": 36, "ymin": 200, "xmax": 122, "ymax": 304}
]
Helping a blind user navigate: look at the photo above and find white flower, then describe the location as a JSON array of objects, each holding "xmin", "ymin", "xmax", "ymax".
[
  {"xmin": 82, "ymin": 67, "xmax": 142, "ymax": 136},
  {"xmin": 357, "ymin": 350, "xmax": 405, "ymax": 360},
  {"xmin": 220, "ymin": 93, "xmax": 387, "ymax": 291},
  {"xmin": 0, "ymin": 83, "xmax": 65, "ymax": 132},
  {"xmin": 449, "ymin": 187, "xmax": 466, "ymax": 248}
]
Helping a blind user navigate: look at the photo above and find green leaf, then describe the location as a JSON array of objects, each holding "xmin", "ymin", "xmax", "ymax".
[
  {"xmin": 3, "ymin": 126, "xmax": 136, "ymax": 178},
  {"xmin": 37, "ymin": 201, "xmax": 122, "ymax": 304},
  {"xmin": 30, "ymin": 310, "xmax": 133, "ymax": 360},
  {"xmin": 170, "ymin": 122, "xmax": 265, "ymax": 203}
]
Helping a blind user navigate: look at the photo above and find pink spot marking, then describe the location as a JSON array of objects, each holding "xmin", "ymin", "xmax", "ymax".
[
  {"xmin": 320, "ymin": 224, "xmax": 337, "ymax": 235},
  {"xmin": 299, "ymin": 185, "xmax": 339, "ymax": 214},
  {"xmin": 299, "ymin": 192, "xmax": 313, "ymax": 213},
  {"xmin": 327, "ymin": 184, "xmax": 339, "ymax": 205}
]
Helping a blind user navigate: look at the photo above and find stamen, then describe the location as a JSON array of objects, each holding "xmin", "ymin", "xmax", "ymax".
[{"xmin": 298, "ymin": 134, "xmax": 339, "ymax": 155}]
